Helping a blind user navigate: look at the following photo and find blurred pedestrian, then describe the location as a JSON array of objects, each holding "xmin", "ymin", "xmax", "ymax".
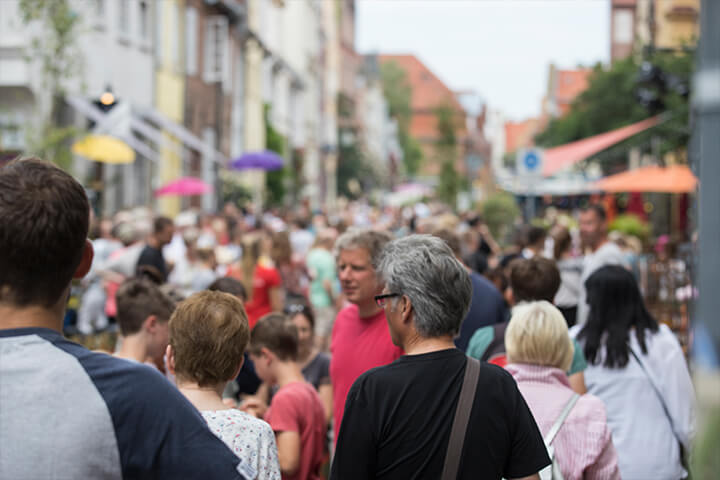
[
  {"xmin": 136, "ymin": 216, "xmax": 175, "ymax": 283},
  {"xmin": 306, "ymin": 230, "xmax": 338, "ymax": 350},
  {"xmin": 552, "ymin": 226, "xmax": 582, "ymax": 327},
  {"xmin": 576, "ymin": 205, "xmax": 626, "ymax": 325},
  {"xmin": 572, "ymin": 265, "xmax": 695, "ymax": 479},
  {"xmin": 506, "ymin": 301, "xmax": 621, "ymax": 480},
  {"xmin": 168, "ymin": 291, "xmax": 281, "ymax": 480}
]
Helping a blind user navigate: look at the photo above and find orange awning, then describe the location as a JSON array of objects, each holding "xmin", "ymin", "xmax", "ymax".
[
  {"xmin": 543, "ymin": 116, "xmax": 661, "ymax": 177},
  {"xmin": 592, "ymin": 165, "xmax": 697, "ymax": 193}
]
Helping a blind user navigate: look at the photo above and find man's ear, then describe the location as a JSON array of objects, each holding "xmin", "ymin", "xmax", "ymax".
[
  {"xmin": 401, "ymin": 295, "xmax": 413, "ymax": 324},
  {"xmin": 165, "ymin": 345, "xmax": 176, "ymax": 376},
  {"xmin": 143, "ymin": 315, "xmax": 158, "ymax": 333},
  {"xmin": 73, "ymin": 240, "xmax": 94, "ymax": 279}
]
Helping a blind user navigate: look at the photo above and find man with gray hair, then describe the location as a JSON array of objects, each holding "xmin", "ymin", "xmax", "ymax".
[
  {"xmin": 329, "ymin": 228, "xmax": 403, "ymax": 443},
  {"xmin": 331, "ymin": 235, "xmax": 549, "ymax": 480}
]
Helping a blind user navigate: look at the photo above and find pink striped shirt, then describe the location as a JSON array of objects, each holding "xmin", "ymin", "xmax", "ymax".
[{"xmin": 506, "ymin": 363, "xmax": 621, "ymax": 480}]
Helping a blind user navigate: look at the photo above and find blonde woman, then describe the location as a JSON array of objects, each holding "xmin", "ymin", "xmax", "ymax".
[{"xmin": 506, "ymin": 301, "xmax": 620, "ymax": 480}]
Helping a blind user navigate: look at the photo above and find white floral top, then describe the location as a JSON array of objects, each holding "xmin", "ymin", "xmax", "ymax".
[{"xmin": 202, "ymin": 409, "xmax": 281, "ymax": 480}]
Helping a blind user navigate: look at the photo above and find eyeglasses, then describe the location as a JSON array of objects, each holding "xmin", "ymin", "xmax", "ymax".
[{"xmin": 374, "ymin": 293, "xmax": 400, "ymax": 308}]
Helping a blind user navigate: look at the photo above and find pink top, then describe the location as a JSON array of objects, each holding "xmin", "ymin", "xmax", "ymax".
[
  {"xmin": 329, "ymin": 304, "xmax": 403, "ymax": 441},
  {"xmin": 265, "ymin": 381, "xmax": 326, "ymax": 480},
  {"xmin": 506, "ymin": 363, "xmax": 621, "ymax": 480}
]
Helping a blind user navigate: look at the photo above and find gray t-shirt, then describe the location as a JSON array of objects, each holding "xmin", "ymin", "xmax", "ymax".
[{"xmin": 302, "ymin": 352, "xmax": 331, "ymax": 390}]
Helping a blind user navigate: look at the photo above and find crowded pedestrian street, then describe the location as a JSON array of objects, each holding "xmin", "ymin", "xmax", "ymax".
[{"xmin": 1, "ymin": 1, "xmax": 718, "ymax": 479}]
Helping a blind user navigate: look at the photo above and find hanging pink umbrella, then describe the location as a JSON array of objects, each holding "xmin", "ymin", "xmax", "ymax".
[{"xmin": 154, "ymin": 177, "xmax": 213, "ymax": 197}]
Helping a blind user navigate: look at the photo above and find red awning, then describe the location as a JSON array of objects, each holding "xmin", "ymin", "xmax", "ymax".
[
  {"xmin": 542, "ymin": 116, "xmax": 661, "ymax": 177},
  {"xmin": 592, "ymin": 165, "xmax": 697, "ymax": 193}
]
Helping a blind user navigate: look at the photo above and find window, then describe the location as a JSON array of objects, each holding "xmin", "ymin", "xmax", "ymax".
[
  {"xmin": 118, "ymin": 0, "xmax": 130, "ymax": 37},
  {"xmin": 613, "ymin": 9, "xmax": 633, "ymax": 44},
  {"xmin": 185, "ymin": 7, "xmax": 198, "ymax": 75},
  {"xmin": 203, "ymin": 16, "xmax": 229, "ymax": 84},
  {"xmin": 139, "ymin": 1, "xmax": 149, "ymax": 42}
]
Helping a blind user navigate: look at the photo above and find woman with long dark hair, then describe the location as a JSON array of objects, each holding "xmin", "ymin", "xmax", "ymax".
[{"xmin": 572, "ymin": 265, "xmax": 694, "ymax": 479}]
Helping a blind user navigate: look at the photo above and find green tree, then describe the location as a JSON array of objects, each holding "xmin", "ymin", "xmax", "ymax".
[
  {"xmin": 19, "ymin": 0, "xmax": 84, "ymax": 171},
  {"xmin": 535, "ymin": 51, "xmax": 692, "ymax": 173},
  {"xmin": 434, "ymin": 105, "xmax": 461, "ymax": 207},
  {"xmin": 481, "ymin": 191, "xmax": 521, "ymax": 241},
  {"xmin": 380, "ymin": 61, "xmax": 423, "ymax": 176},
  {"xmin": 264, "ymin": 104, "xmax": 287, "ymax": 206}
]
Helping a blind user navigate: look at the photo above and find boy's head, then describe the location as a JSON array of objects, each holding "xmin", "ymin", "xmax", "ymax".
[
  {"xmin": 167, "ymin": 290, "xmax": 250, "ymax": 387},
  {"xmin": 116, "ymin": 278, "xmax": 176, "ymax": 359},
  {"xmin": 0, "ymin": 158, "xmax": 93, "ymax": 310},
  {"xmin": 248, "ymin": 313, "xmax": 299, "ymax": 384},
  {"xmin": 208, "ymin": 277, "xmax": 247, "ymax": 302},
  {"xmin": 509, "ymin": 257, "xmax": 561, "ymax": 305}
]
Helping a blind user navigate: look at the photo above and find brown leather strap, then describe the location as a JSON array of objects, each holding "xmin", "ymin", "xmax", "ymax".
[{"xmin": 441, "ymin": 356, "xmax": 481, "ymax": 480}]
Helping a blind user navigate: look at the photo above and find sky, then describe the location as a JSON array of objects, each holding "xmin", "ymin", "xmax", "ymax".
[{"xmin": 356, "ymin": 0, "xmax": 611, "ymax": 121}]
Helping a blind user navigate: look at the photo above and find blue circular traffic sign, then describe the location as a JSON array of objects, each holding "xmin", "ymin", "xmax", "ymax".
[{"xmin": 524, "ymin": 152, "xmax": 539, "ymax": 170}]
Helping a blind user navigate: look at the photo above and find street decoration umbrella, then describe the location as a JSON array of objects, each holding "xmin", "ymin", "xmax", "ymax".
[
  {"xmin": 154, "ymin": 177, "xmax": 213, "ymax": 197},
  {"xmin": 229, "ymin": 150, "xmax": 284, "ymax": 171},
  {"xmin": 71, "ymin": 135, "xmax": 135, "ymax": 164},
  {"xmin": 592, "ymin": 165, "xmax": 697, "ymax": 193}
]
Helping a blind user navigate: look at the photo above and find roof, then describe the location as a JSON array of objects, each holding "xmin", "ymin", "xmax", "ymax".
[
  {"xmin": 543, "ymin": 116, "xmax": 661, "ymax": 177},
  {"xmin": 554, "ymin": 69, "xmax": 592, "ymax": 106},
  {"xmin": 378, "ymin": 55, "xmax": 465, "ymax": 113},
  {"xmin": 504, "ymin": 118, "xmax": 541, "ymax": 153}
]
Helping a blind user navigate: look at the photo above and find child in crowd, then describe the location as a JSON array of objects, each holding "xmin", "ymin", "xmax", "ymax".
[
  {"xmin": 166, "ymin": 291, "xmax": 281, "ymax": 480},
  {"xmin": 246, "ymin": 314, "xmax": 326, "ymax": 480},
  {"xmin": 114, "ymin": 277, "xmax": 176, "ymax": 371}
]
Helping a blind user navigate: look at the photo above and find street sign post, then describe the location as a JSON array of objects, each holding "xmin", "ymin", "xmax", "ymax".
[{"xmin": 516, "ymin": 148, "xmax": 544, "ymax": 220}]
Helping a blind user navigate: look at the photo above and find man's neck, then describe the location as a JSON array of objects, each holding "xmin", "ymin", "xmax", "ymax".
[
  {"xmin": 357, "ymin": 300, "xmax": 382, "ymax": 319},
  {"xmin": 402, "ymin": 334, "xmax": 456, "ymax": 356},
  {"xmin": 592, "ymin": 236, "xmax": 609, "ymax": 253},
  {"xmin": 274, "ymin": 360, "xmax": 306, "ymax": 388},
  {"xmin": 177, "ymin": 381, "xmax": 228, "ymax": 411},
  {"xmin": 114, "ymin": 335, "xmax": 149, "ymax": 363},
  {"xmin": 0, "ymin": 302, "xmax": 65, "ymax": 332}
]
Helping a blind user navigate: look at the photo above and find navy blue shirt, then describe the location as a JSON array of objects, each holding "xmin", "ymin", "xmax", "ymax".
[
  {"xmin": 0, "ymin": 328, "xmax": 248, "ymax": 479},
  {"xmin": 455, "ymin": 272, "xmax": 507, "ymax": 352}
]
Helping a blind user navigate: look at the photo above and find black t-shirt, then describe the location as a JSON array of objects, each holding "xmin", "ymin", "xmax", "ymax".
[
  {"xmin": 331, "ymin": 349, "xmax": 550, "ymax": 480},
  {"xmin": 136, "ymin": 245, "xmax": 167, "ymax": 281}
]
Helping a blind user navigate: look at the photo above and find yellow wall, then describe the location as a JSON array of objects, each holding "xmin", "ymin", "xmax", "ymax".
[
  {"xmin": 155, "ymin": 0, "xmax": 185, "ymax": 217},
  {"xmin": 656, "ymin": 0, "xmax": 700, "ymax": 50}
]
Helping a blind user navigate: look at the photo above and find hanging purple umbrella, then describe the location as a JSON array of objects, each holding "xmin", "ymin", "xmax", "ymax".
[
  {"xmin": 154, "ymin": 177, "xmax": 213, "ymax": 197},
  {"xmin": 229, "ymin": 150, "xmax": 284, "ymax": 171}
]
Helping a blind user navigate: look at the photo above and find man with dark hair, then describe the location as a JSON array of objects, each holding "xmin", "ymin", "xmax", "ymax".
[
  {"xmin": 114, "ymin": 277, "xmax": 176, "ymax": 370},
  {"xmin": 577, "ymin": 204, "xmax": 626, "ymax": 325},
  {"xmin": 467, "ymin": 257, "xmax": 588, "ymax": 394},
  {"xmin": 433, "ymin": 229, "xmax": 507, "ymax": 351},
  {"xmin": 510, "ymin": 257, "xmax": 560, "ymax": 303},
  {"xmin": 523, "ymin": 226, "xmax": 547, "ymax": 259},
  {"xmin": 136, "ymin": 216, "xmax": 174, "ymax": 282},
  {"xmin": 0, "ymin": 158, "xmax": 248, "ymax": 479}
]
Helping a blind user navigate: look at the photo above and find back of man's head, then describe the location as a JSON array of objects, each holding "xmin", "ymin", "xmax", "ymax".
[
  {"xmin": 116, "ymin": 278, "xmax": 176, "ymax": 336},
  {"xmin": 154, "ymin": 216, "xmax": 173, "ymax": 235},
  {"xmin": 509, "ymin": 257, "xmax": 561, "ymax": 304},
  {"xmin": 0, "ymin": 158, "xmax": 89, "ymax": 307}
]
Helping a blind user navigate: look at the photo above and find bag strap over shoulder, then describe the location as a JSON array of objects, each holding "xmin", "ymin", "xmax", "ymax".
[
  {"xmin": 544, "ymin": 393, "xmax": 580, "ymax": 446},
  {"xmin": 441, "ymin": 356, "xmax": 481, "ymax": 480}
]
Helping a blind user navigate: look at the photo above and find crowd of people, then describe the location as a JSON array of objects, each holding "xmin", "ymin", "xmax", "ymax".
[{"xmin": 1, "ymin": 157, "xmax": 696, "ymax": 480}]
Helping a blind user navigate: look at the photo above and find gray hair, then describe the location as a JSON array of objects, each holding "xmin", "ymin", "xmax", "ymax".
[
  {"xmin": 334, "ymin": 228, "xmax": 393, "ymax": 270},
  {"xmin": 378, "ymin": 235, "xmax": 472, "ymax": 338}
]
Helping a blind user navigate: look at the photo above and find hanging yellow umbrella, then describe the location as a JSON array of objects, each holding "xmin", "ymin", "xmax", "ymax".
[{"xmin": 71, "ymin": 135, "xmax": 135, "ymax": 164}]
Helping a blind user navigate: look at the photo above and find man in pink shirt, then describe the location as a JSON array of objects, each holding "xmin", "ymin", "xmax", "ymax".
[{"xmin": 329, "ymin": 229, "xmax": 403, "ymax": 441}]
